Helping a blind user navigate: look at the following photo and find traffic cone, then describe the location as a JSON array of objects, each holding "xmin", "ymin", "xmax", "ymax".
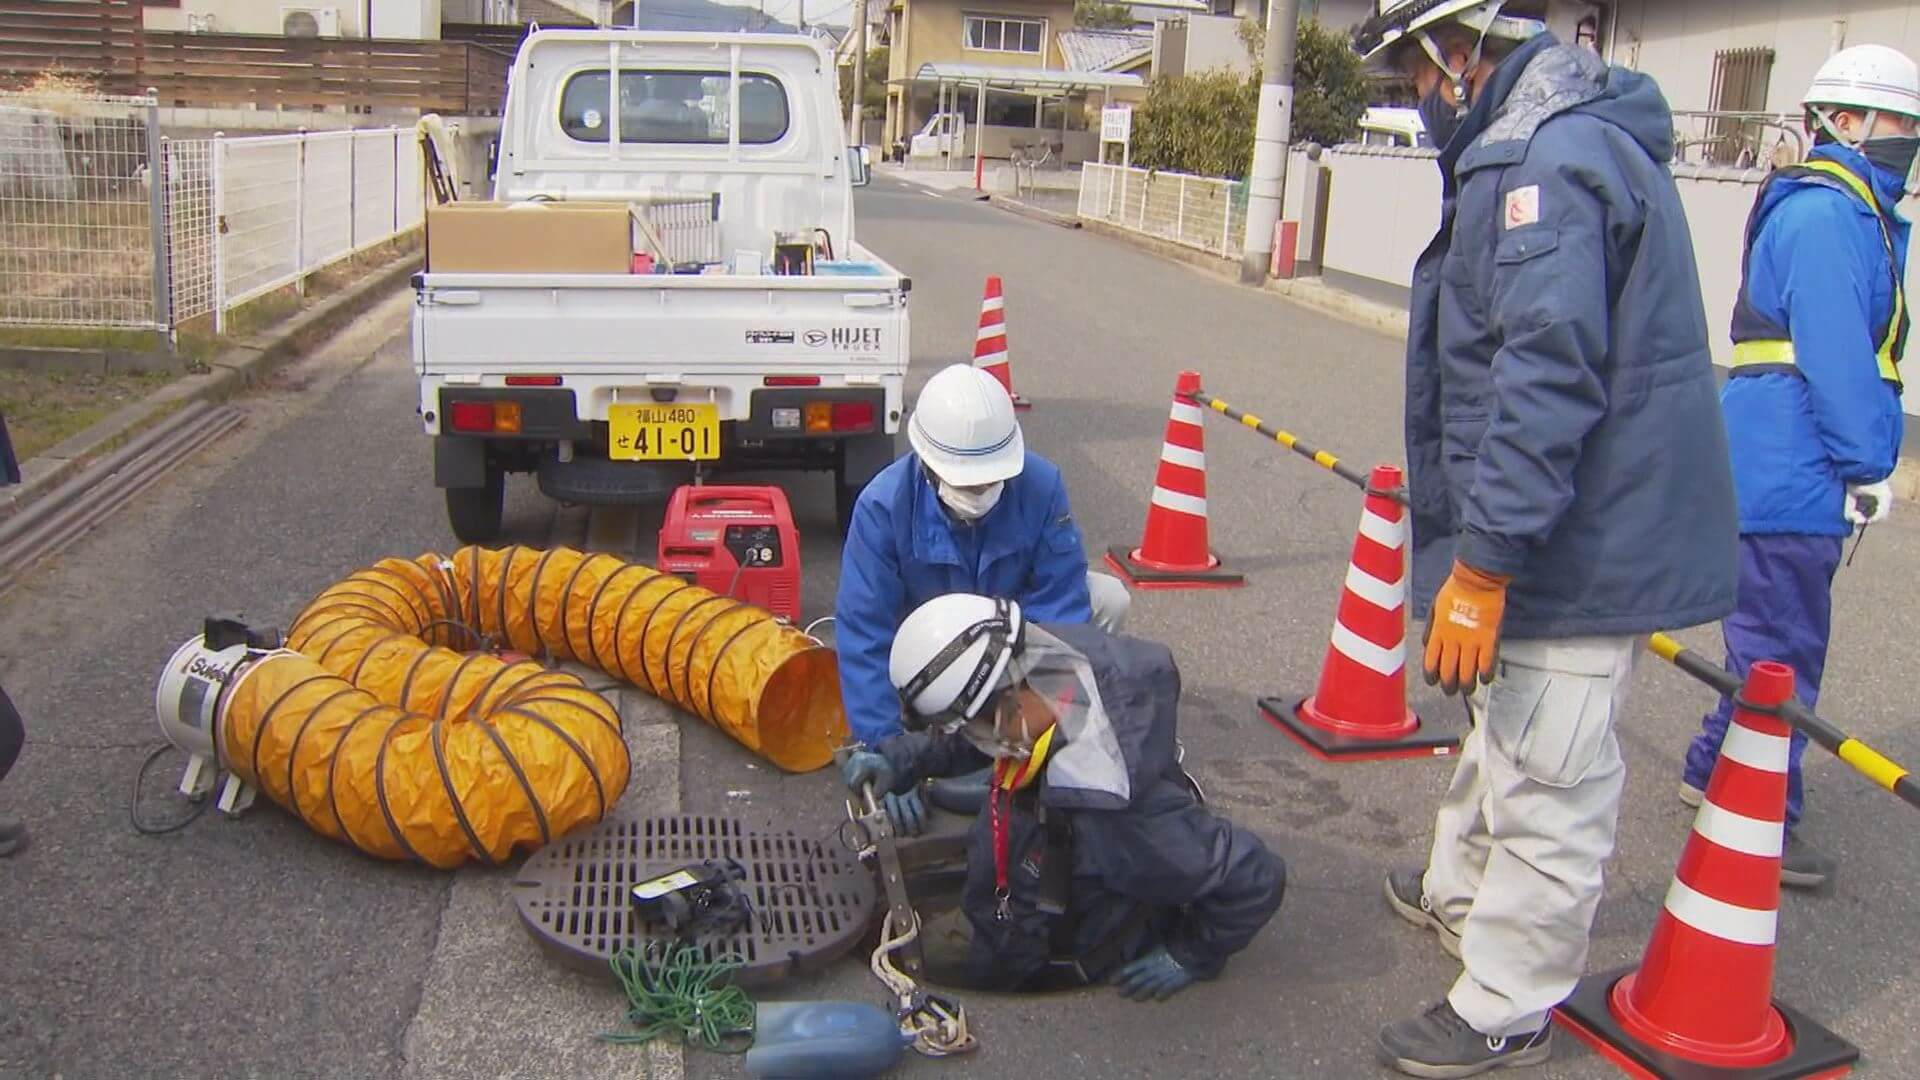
[
  {"xmin": 1104, "ymin": 371, "xmax": 1243, "ymax": 590},
  {"xmin": 974, "ymin": 275, "xmax": 1031, "ymax": 409},
  {"xmin": 1260, "ymin": 465, "xmax": 1457, "ymax": 760},
  {"xmin": 1555, "ymin": 660, "xmax": 1860, "ymax": 1080}
]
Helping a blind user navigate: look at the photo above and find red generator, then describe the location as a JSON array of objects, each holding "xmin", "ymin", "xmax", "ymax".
[{"xmin": 657, "ymin": 485, "xmax": 801, "ymax": 622}]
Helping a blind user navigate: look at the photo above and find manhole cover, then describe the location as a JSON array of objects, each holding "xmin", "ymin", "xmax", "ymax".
[{"xmin": 514, "ymin": 814, "xmax": 878, "ymax": 987}]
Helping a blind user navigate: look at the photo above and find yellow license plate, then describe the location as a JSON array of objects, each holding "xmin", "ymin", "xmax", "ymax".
[{"xmin": 608, "ymin": 402, "xmax": 720, "ymax": 461}]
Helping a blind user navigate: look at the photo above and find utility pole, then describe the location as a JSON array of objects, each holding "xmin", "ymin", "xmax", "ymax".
[
  {"xmin": 848, "ymin": 0, "xmax": 868, "ymax": 144},
  {"xmin": 1240, "ymin": 0, "xmax": 1298, "ymax": 283},
  {"xmin": 798, "ymin": 0, "xmax": 806, "ymax": 31}
]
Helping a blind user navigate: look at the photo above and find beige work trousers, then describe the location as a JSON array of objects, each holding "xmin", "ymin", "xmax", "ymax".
[{"xmin": 1421, "ymin": 634, "xmax": 1642, "ymax": 1039}]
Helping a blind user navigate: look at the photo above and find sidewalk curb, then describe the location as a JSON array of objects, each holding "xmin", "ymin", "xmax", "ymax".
[
  {"xmin": 987, "ymin": 195, "xmax": 1082, "ymax": 229},
  {"xmin": 0, "ymin": 250, "xmax": 421, "ymax": 524}
]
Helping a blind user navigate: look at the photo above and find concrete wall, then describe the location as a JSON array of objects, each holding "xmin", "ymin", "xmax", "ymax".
[
  {"xmin": 1608, "ymin": 0, "xmax": 1920, "ymax": 114},
  {"xmin": 1290, "ymin": 144, "xmax": 1920, "ymax": 417},
  {"xmin": 1182, "ymin": 14, "xmax": 1253, "ymax": 76}
]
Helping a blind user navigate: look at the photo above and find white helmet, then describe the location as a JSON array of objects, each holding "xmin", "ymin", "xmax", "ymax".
[
  {"xmin": 1803, "ymin": 44, "xmax": 1920, "ymax": 132},
  {"xmin": 888, "ymin": 593, "xmax": 1025, "ymax": 726},
  {"xmin": 1352, "ymin": 0, "xmax": 1545, "ymax": 63},
  {"xmin": 906, "ymin": 365, "xmax": 1025, "ymax": 487}
]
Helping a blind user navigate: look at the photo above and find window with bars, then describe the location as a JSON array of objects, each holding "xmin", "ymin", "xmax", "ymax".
[
  {"xmin": 964, "ymin": 14, "xmax": 1046, "ymax": 54},
  {"xmin": 1707, "ymin": 46, "xmax": 1776, "ymax": 166}
]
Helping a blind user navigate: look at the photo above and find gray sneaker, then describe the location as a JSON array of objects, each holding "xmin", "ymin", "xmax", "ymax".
[
  {"xmin": 1379, "ymin": 1001, "xmax": 1552, "ymax": 1078},
  {"xmin": 1780, "ymin": 830, "xmax": 1835, "ymax": 890},
  {"xmin": 1678, "ymin": 780, "xmax": 1704, "ymax": 808},
  {"xmin": 0, "ymin": 816, "xmax": 26, "ymax": 859},
  {"xmin": 1384, "ymin": 868, "xmax": 1462, "ymax": 960}
]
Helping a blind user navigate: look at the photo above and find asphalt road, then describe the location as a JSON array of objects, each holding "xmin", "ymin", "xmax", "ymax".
[{"xmin": 0, "ymin": 173, "xmax": 1915, "ymax": 1079}]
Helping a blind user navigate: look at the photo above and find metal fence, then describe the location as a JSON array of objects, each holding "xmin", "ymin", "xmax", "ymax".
[
  {"xmin": 184, "ymin": 127, "xmax": 423, "ymax": 331},
  {"xmin": 0, "ymin": 89, "xmax": 423, "ymax": 335},
  {"xmin": 1078, "ymin": 162, "xmax": 1248, "ymax": 260},
  {"xmin": 0, "ymin": 91, "xmax": 160, "ymax": 328}
]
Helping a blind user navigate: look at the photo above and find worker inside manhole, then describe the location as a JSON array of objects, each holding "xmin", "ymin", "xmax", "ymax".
[{"xmin": 842, "ymin": 593, "xmax": 1287, "ymax": 998}]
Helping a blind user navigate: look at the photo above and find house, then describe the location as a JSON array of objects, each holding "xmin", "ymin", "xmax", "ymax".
[
  {"xmin": 880, "ymin": 0, "xmax": 1147, "ymax": 162},
  {"xmin": 142, "ymin": 1, "xmax": 522, "ymax": 39}
]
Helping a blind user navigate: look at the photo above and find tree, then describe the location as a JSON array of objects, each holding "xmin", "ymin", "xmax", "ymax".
[
  {"xmin": 1075, "ymin": 0, "xmax": 1137, "ymax": 30},
  {"xmin": 838, "ymin": 46, "xmax": 889, "ymax": 113},
  {"xmin": 1235, "ymin": 17, "xmax": 1367, "ymax": 146},
  {"xmin": 1132, "ymin": 70, "xmax": 1261, "ymax": 179}
]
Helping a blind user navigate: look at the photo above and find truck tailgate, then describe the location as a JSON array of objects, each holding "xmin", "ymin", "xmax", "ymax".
[{"xmin": 414, "ymin": 272, "xmax": 908, "ymax": 378}]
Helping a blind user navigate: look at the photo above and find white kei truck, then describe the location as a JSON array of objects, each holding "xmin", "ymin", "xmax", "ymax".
[{"xmin": 412, "ymin": 30, "xmax": 908, "ymax": 541}]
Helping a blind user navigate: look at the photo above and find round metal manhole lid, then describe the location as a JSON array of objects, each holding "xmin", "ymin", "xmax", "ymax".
[{"xmin": 514, "ymin": 814, "xmax": 877, "ymax": 988}]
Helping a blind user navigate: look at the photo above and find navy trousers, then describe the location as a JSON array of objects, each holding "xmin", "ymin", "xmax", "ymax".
[{"xmin": 1685, "ymin": 533, "xmax": 1844, "ymax": 827}]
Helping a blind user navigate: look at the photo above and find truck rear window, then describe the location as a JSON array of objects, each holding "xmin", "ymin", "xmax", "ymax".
[{"xmin": 560, "ymin": 70, "xmax": 791, "ymax": 145}]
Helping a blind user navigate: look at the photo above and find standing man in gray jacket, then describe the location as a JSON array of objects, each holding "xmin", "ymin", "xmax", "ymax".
[{"xmin": 1352, "ymin": 2, "xmax": 1739, "ymax": 1075}]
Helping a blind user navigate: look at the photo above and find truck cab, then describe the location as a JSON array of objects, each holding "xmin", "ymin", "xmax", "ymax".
[{"xmin": 413, "ymin": 30, "xmax": 908, "ymax": 540}]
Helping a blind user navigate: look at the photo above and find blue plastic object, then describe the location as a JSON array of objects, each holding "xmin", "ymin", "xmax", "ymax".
[
  {"xmin": 812, "ymin": 261, "xmax": 886, "ymax": 276},
  {"xmin": 743, "ymin": 1001, "xmax": 907, "ymax": 1079}
]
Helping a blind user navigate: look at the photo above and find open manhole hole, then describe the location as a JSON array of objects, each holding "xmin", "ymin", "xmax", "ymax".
[{"xmin": 514, "ymin": 814, "xmax": 878, "ymax": 987}]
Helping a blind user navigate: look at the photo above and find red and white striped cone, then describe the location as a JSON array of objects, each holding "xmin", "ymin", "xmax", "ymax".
[
  {"xmin": 1556, "ymin": 660, "xmax": 1860, "ymax": 1080},
  {"xmin": 974, "ymin": 275, "xmax": 1031, "ymax": 409},
  {"xmin": 1261, "ymin": 465, "xmax": 1456, "ymax": 761},
  {"xmin": 1104, "ymin": 370, "xmax": 1243, "ymax": 589}
]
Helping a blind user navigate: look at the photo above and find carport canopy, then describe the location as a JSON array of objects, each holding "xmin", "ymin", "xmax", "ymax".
[{"xmin": 894, "ymin": 62, "xmax": 1145, "ymax": 93}]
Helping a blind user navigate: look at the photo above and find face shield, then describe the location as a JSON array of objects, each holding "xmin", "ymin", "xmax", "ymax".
[{"xmin": 951, "ymin": 627, "xmax": 1134, "ymax": 803}]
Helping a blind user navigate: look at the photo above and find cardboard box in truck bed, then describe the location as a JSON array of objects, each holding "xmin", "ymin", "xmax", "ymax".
[{"xmin": 425, "ymin": 201, "xmax": 636, "ymax": 273}]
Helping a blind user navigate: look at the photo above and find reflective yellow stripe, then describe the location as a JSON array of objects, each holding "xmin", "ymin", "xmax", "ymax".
[
  {"xmin": 1797, "ymin": 160, "xmax": 1905, "ymax": 382},
  {"xmin": 1313, "ymin": 450, "xmax": 1340, "ymax": 470},
  {"xmin": 1838, "ymin": 738, "xmax": 1910, "ymax": 792},
  {"xmin": 1240, "ymin": 413, "xmax": 1262, "ymax": 429},
  {"xmin": 1729, "ymin": 340, "xmax": 1797, "ymax": 367}
]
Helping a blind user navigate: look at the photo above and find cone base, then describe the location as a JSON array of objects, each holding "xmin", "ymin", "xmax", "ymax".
[
  {"xmin": 1555, "ymin": 966, "xmax": 1858, "ymax": 1080},
  {"xmin": 1260, "ymin": 695, "xmax": 1460, "ymax": 761},
  {"xmin": 1105, "ymin": 545, "xmax": 1245, "ymax": 590}
]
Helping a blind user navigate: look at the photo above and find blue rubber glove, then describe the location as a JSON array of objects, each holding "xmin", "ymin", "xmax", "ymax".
[
  {"xmin": 1113, "ymin": 947, "xmax": 1194, "ymax": 1001},
  {"xmin": 882, "ymin": 788, "xmax": 927, "ymax": 837},
  {"xmin": 840, "ymin": 750, "xmax": 896, "ymax": 796}
]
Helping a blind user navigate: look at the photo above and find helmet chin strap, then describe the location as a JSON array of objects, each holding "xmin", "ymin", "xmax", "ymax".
[
  {"xmin": 1415, "ymin": 0, "xmax": 1508, "ymax": 115},
  {"xmin": 1812, "ymin": 104, "xmax": 1880, "ymax": 147}
]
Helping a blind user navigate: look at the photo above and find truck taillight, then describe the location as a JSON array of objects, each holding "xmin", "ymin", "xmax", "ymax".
[
  {"xmin": 764, "ymin": 375, "xmax": 821, "ymax": 387},
  {"xmin": 505, "ymin": 375, "xmax": 562, "ymax": 387},
  {"xmin": 448, "ymin": 401, "xmax": 521, "ymax": 434},
  {"xmin": 830, "ymin": 402, "xmax": 875, "ymax": 432},
  {"xmin": 804, "ymin": 402, "xmax": 833, "ymax": 433}
]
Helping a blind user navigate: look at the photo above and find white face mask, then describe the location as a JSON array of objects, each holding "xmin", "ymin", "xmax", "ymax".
[{"xmin": 937, "ymin": 479, "xmax": 1004, "ymax": 521}]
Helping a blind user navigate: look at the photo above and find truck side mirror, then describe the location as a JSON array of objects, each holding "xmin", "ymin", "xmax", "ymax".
[{"xmin": 849, "ymin": 145, "xmax": 872, "ymax": 187}]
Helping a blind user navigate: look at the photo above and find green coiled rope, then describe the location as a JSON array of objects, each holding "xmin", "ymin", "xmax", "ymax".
[{"xmin": 600, "ymin": 942, "xmax": 757, "ymax": 1053}]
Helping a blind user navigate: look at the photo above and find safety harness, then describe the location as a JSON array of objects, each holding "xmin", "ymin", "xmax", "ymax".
[{"xmin": 1729, "ymin": 158, "xmax": 1909, "ymax": 390}]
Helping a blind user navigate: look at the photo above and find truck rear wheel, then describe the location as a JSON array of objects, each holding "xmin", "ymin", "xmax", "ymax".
[{"xmin": 445, "ymin": 469, "xmax": 505, "ymax": 544}]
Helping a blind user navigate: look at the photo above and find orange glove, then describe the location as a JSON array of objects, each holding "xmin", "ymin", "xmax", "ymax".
[{"xmin": 1423, "ymin": 561, "xmax": 1511, "ymax": 696}]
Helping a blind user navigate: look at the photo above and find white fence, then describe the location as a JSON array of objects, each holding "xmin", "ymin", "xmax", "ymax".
[
  {"xmin": 172, "ymin": 127, "xmax": 423, "ymax": 331},
  {"xmin": 0, "ymin": 92, "xmax": 422, "ymax": 336},
  {"xmin": 1078, "ymin": 162, "xmax": 1248, "ymax": 260},
  {"xmin": 0, "ymin": 92, "xmax": 161, "ymax": 329}
]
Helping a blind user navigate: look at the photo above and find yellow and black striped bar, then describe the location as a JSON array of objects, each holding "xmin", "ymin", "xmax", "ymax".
[
  {"xmin": 1190, "ymin": 389, "xmax": 1377, "ymax": 492},
  {"xmin": 1189, "ymin": 384, "xmax": 1920, "ymax": 811},
  {"xmin": 1648, "ymin": 633, "xmax": 1919, "ymax": 812}
]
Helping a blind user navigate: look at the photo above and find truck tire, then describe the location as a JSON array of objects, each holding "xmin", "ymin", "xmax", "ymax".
[{"xmin": 445, "ymin": 469, "xmax": 504, "ymax": 543}]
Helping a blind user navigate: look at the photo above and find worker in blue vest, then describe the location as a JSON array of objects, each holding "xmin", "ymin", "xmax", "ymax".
[
  {"xmin": 836, "ymin": 364, "xmax": 1130, "ymax": 747},
  {"xmin": 1683, "ymin": 45, "xmax": 1918, "ymax": 891}
]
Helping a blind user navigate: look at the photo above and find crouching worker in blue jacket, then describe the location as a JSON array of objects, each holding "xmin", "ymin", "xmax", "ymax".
[
  {"xmin": 840, "ymin": 594, "xmax": 1284, "ymax": 998},
  {"xmin": 836, "ymin": 363, "xmax": 1129, "ymax": 746}
]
